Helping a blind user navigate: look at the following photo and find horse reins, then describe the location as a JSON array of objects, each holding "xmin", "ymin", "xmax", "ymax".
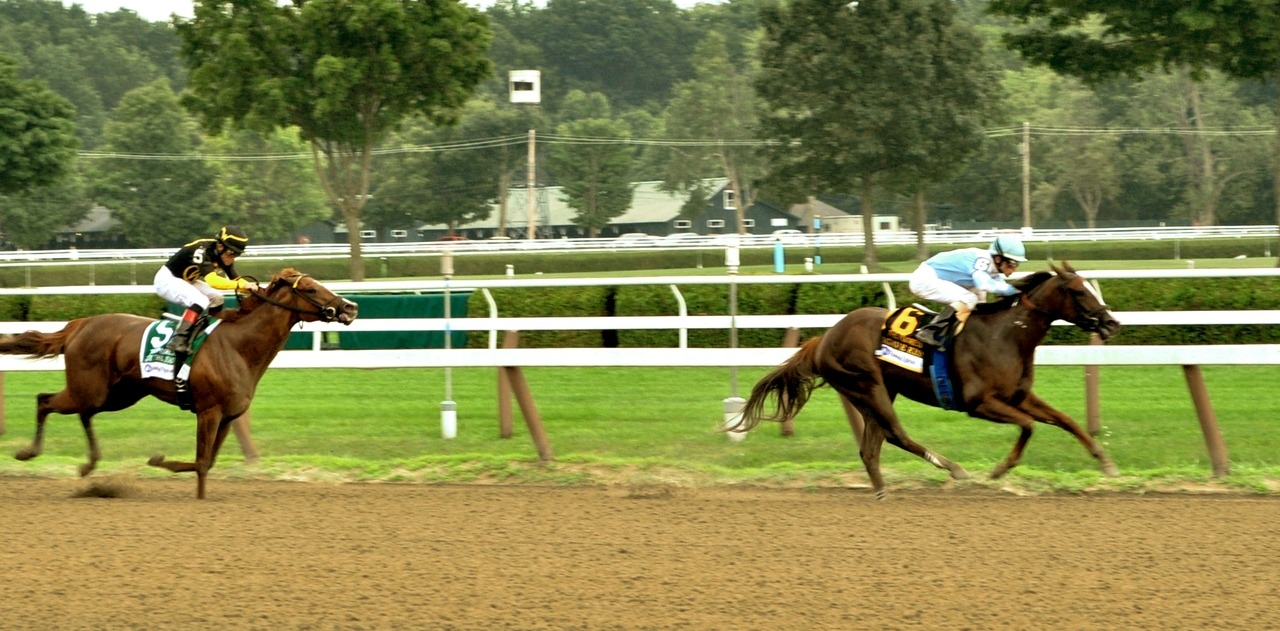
[
  {"xmin": 244, "ymin": 274, "xmax": 345, "ymax": 322},
  {"xmin": 1015, "ymin": 274, "xmax": 1110, "ymax": 329}
]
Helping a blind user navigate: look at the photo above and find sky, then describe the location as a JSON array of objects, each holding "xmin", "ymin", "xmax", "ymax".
[{"xmin": 62, "ymin": 0, "xmax": 723, "ymax": 24}]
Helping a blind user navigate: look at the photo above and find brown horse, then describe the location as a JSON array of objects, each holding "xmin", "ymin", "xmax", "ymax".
[
  {"xmin": 734, "ymin": 261, "xmax": 1122, "ymax": 499},
  {"xmin": 0, "ymin": 268, "xmax": 358, "ymax": 499}
]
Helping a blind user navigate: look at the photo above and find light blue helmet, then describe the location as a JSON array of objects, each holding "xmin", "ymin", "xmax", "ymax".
[{"xmin": 989, "ymin": 235, "xmax": 1027, "ymax": 262}]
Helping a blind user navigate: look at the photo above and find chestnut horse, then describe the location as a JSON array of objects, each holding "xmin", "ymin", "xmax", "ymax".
[
  {"xmin": 0, "ymin": 268, "xmax": 358, "ymax": 499},
  {"xmin": 734, "ymin": 261, "xmax": 1122, "ymax": 499}
]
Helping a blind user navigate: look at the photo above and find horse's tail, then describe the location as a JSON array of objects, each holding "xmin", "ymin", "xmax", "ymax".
[
  {"xmin": 734, "ymin": 336, "xmax": 825, "ymax": 432},
  {"xmin": 0, "ymin": 321, "xmax": 81, "ymax": 359}
]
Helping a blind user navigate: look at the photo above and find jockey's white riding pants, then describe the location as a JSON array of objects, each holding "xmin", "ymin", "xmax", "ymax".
[
  {"xmin": 908, "ymin": 262, "xmax": 985, "ymax": 312},
  {"xmin": 154, "ymin": 266, "xmax": 225, "ymax": 312}
]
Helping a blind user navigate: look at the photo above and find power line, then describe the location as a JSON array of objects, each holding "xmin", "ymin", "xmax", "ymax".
[{"xmin": 75, "ymin": 124, "xmax": 1278, "ymax": 162}]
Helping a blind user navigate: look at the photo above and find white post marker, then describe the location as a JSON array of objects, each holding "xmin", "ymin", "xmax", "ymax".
[
  {"xmin": 722, "ymin": 396, "xmax": 747, "ymax": 442},
  {"xmin": 724, "ymin": 242, "xmax": 743, "ymax": 441},
  {"xmin": 441, "ymin": 249, "xmax": 457, "ymax": 439}
]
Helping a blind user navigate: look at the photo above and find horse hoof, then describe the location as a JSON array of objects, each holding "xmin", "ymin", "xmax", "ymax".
[
  {"xmin": 14, "ymin": 449, "xmax": 36, "ymax": 461},
  {"xmin": 950, "ymin": 468, "xmax": 970, "ymax": 481},
  {"xmin": 989, "ymin": 464, "xmax": 1010, "ymax": 479},
  {"xmin": 78, "ymin": 463, "xmax": 95, "ymax": 477},
  {"xmin": 147, "ymin": 454, "xmax": 165, "ymax": 467},
  {"xmin": 1102, "ymin": 463, "xmax": 1120, "ymax": 477}
]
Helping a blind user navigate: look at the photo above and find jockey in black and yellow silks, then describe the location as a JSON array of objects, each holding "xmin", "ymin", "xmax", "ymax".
[{"xmin": 153, "ymin": 225, "xmax": 252, "ymax": 392}]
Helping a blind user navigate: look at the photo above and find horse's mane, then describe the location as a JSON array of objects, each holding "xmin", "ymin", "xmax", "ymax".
[
  {"xmin": 215, "ymin": 268, "xmax": 302, "ymax": 323},
  {"xmin": 973, "ymin": 270, "xmax": 1055, "ymax": 314}
]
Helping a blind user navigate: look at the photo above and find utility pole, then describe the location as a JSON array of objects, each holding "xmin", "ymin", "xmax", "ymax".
[
  {"xmin": 526, "ymin": 128, "xmax": 537, "ymax": 240},
  {"xmin": 1022, "ymin": 121, "xmax": 1031, "ymax": 230},
  {"xmin": 510, "ymin": 70, "xmax": 541, "ymax": 241}
]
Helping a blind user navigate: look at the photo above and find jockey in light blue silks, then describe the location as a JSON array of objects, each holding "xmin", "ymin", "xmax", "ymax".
[{"xmin": 908, "ymin": 235, "xmax": 1027, "ymax": 346}]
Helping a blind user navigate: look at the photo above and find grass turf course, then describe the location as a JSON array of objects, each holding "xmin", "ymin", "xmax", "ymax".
[{"xmin": 2, "ymin": 364, "xmax": 1278, "ymax": 493}]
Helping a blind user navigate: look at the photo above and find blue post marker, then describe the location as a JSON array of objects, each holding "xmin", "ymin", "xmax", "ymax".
[
  {"xmin": 812, "ymin": 216, "xmax": 823, "ymax": 265},
  {"xmin": 773, "ymin": 238, "xmax": 785, "ymax": 273}
]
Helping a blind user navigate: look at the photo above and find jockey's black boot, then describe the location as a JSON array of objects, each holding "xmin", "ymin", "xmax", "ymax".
[
  {"xmin": 914, "ymin": 306, "xmax": 956, "ymax": 348},
  {"xmin": 166, "ymin": 305, "xmax": 204, "ymax": 355}
]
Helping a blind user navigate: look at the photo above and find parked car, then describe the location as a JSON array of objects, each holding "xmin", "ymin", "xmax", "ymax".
[
  {"xmin": 658, "ymin": 232, "xmax": 704, "ymax": 246},
  {"xmin": 771, "ymin": 229, "xmax": 810, "ymax": 246},
  {"xmin": 612, "ymin": 232, "xmax": 659, "ymax": 247}
]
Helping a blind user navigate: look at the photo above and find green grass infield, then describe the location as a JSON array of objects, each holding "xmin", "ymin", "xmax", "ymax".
[{"xmin": 2, "ymin": 364, "xmax": 1277, "ymax": 495}]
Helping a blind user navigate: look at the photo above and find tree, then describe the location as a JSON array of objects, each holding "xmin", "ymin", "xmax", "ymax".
[
  {"xmin": 203, "ymin": 128, "xmax": 332, "ymax": 242},
  {"xmin": 987, "ymin": 0, "xmax": 1280, "ymax": 254},
  {"xmin": 0, "ymin": 54, "xmax": 78, "ymax": 195},
  {"xmin": 176, "ymin": 0, "xmax": 492, "ymax": 280},
  {"xmin": 548, "ymin": 91, "xmax": 635, "ymax": 237},
  {"xmin": 661, "ymin": 31, "xmax": 764, "ymax": 234},
  {"xmin": 525, "ymin": 0, "xmax": 699, "ymax": 110},
  {"xmin": 88, "ymin": 79, "xmax": 215, "ymax": 247},
  {"xmin": 366, "ymin": 113, "xmax": 498, "ymax": 237},
  {"xmin": 757, "ymin": 0, "xmax": 998, "ymax": 267},
  {"xmin": 0, "ymin": 172, "xmax": 89, "ymax": 249}
]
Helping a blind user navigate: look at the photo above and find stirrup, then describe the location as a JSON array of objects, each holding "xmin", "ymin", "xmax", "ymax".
[{"xmin": 914, "ymin": 324, "xmax": 946, "ymax": 348}]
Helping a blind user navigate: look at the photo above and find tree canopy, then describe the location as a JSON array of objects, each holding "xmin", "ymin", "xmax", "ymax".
[
  {"xmin": 0, "ymin": 54, "xmax": 79, "ymax": 196},
  {"xmin": 176, "ymin": 0, "xmax": 493, "ymax": 280},
  {"xmin": 757, "ymin": 0, "xmax": 997, "ymax": 266}
]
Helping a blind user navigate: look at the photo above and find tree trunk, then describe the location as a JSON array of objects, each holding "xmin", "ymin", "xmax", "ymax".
[
  {"xmin": 1188, "ymin": 77, "xmax": 1217, "ymax": 226},
  {"xmin": 1274, "ymin": 101, "xmax": 1280, "ymax": 267},
  {"xmin": 727, "ymin": 172, "xmax": 748, "ymax": 234},
  {"xmin": 497, "ymin": 170, "xmax": 512, "ymax": 235},
  {"xmin": 343, "ymin": 205, "xmax": 365, "ymax": 281},
  {"xmin": 913, "ymin": 190, "xmax": 927, "ymax": 261},
  {"xmin": 861, "ymin": 177, "xmax": 878, "ymax": 268}
]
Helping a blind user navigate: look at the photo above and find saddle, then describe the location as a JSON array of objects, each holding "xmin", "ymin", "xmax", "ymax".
[
  {"xmin": 875, "ymin": 306, "xmax": 961, "ymax": 410},
  {"xmin": 912, "ymin": 305, "xmax": 960, "ymax": 350}
]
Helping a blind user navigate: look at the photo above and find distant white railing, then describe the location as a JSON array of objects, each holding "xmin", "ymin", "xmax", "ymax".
[{"xmin": 2, "ymin": 224, "xmax": 1276, "ymax": 266}]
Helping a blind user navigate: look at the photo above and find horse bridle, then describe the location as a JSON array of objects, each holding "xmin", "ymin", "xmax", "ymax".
[
  {"xmin": 1018, "ymin": 274, "xmax": 1112, "ymax": 332},
  {"xmin": 243, "ymin": 274, "xmax": 346, "ymax": 322}
]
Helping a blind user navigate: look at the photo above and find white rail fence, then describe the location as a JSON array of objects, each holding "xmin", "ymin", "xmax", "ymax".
[
  {"xmin": 0, "ymin": 269, "xmax": 1276, "ymax": 475},
  {"xmin": 1, "ymin": 224, "xmax": 1277, "ymax": 268}
]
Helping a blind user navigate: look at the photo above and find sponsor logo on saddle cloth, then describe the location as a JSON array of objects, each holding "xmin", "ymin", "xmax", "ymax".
[
  {"xmin": 139, "ymin": 319, "xmax": 222, "ymax": 381},
  {"xmin": 875, "ymin": 307, "xmax": 928, "ymax": 372}
]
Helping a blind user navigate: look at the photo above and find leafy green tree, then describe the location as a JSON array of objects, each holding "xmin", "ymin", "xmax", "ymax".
[
  {"xmin": 988, "ymin": 0, "xmax": 1280, "ymax": 247},
  {"xmin": 0, "ymin": 172, "xmax": 89, "ymax": 250},
  {"xmin": 524, "ymin": 0, "xmax": 699, "ymax": 109},
  {"xmin": 757, "ymin": 0, "xmax": 998, "ymax": 267},
  {"xmin": 661, "ymin": 31, "xmax": 764, "ymax": 234},
  {"xmin": 449, "ymin": 100, "xmax": 547, "ymax": 235},
  {"xmin": 88, "ymin": 79, "xmax": 215, "ymax": 248},
  {"xmin": 0, "ymin": 54, "xmax": 78, "ymax": 196},
  {"xmin": 176, "ymin": 0, "xmax": 492, "ymax": 280},
  {"xmin": 203, "ymin": 128, "xmax": 332, "ymax": 242},
  {"xmin": 367, "ymin": 113, "xmax": 499, "ymax": 236},
  {"xmin": 548, "ymin": 91, "xmax": 634, "ymax": 237}
]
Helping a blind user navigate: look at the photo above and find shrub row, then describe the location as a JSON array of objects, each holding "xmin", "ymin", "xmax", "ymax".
[
  {"xmin": 3, "ymin": 237, "xmax": 1276, "ymax": 347},
  {"xmin": 464, "ymin": 276, "xmax": 1280, "ymax": 348}
]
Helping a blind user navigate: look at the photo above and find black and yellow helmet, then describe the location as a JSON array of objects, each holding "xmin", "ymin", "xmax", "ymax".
[{"xmin": 216, "ymin": 225, "xmax": 249, "ymax": 254}]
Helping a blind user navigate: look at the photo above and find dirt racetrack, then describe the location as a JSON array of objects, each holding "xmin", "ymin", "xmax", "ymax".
[{"xmin": 2, "ymin": 477, "xmax": 1278, "ymax": 630}]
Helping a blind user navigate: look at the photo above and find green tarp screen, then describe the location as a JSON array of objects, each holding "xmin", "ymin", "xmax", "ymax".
[{"xmin": 167, "ymin": 291, "xmax": 470, "ymax": 349}]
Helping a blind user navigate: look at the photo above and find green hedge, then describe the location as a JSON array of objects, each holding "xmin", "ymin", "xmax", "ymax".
[{"xmin": 5, "ymin": 238, "xmax": 1280, "ymax": 348}]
